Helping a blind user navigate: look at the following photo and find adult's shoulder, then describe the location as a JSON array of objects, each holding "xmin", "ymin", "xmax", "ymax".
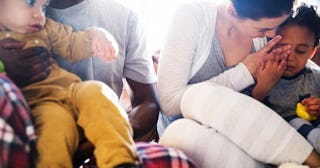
[
  {"xmin": 306, "ymin": 60, "xmax": 320, "ymax": 86},
  {"xmin": 306, "ymin": 60, "xmax": 320, "ymax": 72}
]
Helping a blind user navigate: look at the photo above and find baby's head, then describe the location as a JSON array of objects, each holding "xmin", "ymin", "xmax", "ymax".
[
  {"xmin": 0, "ymin": 0, "xmax": 49, "ymax": 34},
  {"xmin": 276, "ymin": 4, "xmax": 320, "ymax": 77}
]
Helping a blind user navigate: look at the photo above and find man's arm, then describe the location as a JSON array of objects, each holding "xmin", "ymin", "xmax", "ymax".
[{"xmin": 126, "ymin": 78, "xmax": 160, "ymax": 141}]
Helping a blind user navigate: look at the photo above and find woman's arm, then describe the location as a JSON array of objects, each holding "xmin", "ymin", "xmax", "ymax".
[
  {"xmin": 158, "ymin": 4, "xmax": 255, "ymax": 116},
  {"xmin": 157, "ymin": 4, "xmax": 200, "ymax": 117}
]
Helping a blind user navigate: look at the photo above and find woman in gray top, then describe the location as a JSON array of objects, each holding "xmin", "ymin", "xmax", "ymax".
[{"xmin": 158, "ymin": 0, "xmax": 320, "ymax": 167}]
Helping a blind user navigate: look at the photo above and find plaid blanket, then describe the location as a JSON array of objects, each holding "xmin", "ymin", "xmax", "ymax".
[
  {"xmin": 0, "ymin": 75, "xmax": 36, "ymax": 168},
  {"xmin": 136, "ymin": 142, "xmax": 197, "ymax": 168},
  {"xmin": 81, "ymin": 142, "xmax": 197, "ymax": 168}
]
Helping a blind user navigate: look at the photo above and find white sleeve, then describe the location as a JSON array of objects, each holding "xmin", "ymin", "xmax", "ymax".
[
  {"xmin": 158, "ymin": 4, "xmax": 254, "ymax": 116},
  {"xmin": 207, "ymin": 63, "xmax": 254, "ymax": 91},
  {"xmin": 157, "ymin": 4, "xmax": 200, "ymax": 117}
]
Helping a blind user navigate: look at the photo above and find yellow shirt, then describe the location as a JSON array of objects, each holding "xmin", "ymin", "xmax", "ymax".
[{"xmin": 0, "ymin": 18, "xmax": 94, "ymax": 106}]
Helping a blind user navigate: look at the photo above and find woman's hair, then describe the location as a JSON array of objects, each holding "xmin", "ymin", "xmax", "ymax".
[
  {"xmin": 278, "ymin": 4, "xmax": 320, "ymax": 47},
  {"xmin": 231, "ymin": 0, "xmax": 295, "ymax": 20}
]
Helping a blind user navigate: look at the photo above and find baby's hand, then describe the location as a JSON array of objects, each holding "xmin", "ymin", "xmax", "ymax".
[
  {"xmin": 302, "ymin": 97, "xmax": 320, "ymax": 117},
  {"xmin": 87, "ymin": 28, "xmax": 119, "ymax": 63}
]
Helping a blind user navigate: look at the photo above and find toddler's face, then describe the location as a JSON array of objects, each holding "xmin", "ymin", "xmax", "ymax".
[
  {"xmin": 0, "ymin": 0, "xmax": 49, "ymax": 34},
  {"xmin": 276, "ymin": 24, "xmax": 316, "ymax": 77}
]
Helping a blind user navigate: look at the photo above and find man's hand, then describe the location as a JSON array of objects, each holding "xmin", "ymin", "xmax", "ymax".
[{"xmin": 0, "ymin": 38, "xmax": 52, "ymax": 87}]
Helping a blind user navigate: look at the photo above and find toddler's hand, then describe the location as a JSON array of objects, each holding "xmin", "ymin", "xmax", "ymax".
[
  {"xmin": 243, "ymin": 35, "xmax": 290, "ymax": 77},
  {"xmin": 88, "ymin": 28, "xmax": 119, "ymax": 63},
  {"xmin": 302, "ymin": 97, "xmax": 320, "ymax": 117},
  {"xmin": 252, "ymin": 53, "xmax": 286, "ymax": 101}
]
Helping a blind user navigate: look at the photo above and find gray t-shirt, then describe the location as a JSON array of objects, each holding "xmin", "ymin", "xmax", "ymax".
[
  {"xmin": 46, "ymin": 0, "xmax": 157, "ymax": 97},
  {"xmin": 189, "ymin": 35, "xmax": 227, "ymax": 84},
  {"xmin": 242, "ymin": 61, "xmax": 320, "ymax": 118},
  {"xmin": 263, "ymin": 64, "xmax": 320, "ymax": 118}
]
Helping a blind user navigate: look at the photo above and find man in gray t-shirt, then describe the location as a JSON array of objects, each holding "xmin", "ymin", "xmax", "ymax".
[{"xmin": 47, "ymin": 0, "xmax": 160, "ymax": 164}]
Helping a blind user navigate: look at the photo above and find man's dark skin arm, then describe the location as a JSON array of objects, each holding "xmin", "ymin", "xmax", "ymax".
[
  {"xmin": 0, "ymin": 38, "xmax": 51, "ymax": 87},
  {"xmin": 126, "ymin": 78, "xmax": 160, "ymax": 141}
]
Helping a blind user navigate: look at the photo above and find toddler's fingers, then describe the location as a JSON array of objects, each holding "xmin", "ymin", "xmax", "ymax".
[
  {"xmin": 307, "ymin": 110, "xmax": 320, "ymax": 117},
  {"xmin": 111, "ymin": 45, "xmax": 117, "ymax": 59},
  {"xmin": 278, "ymin": 57, "xmax": 287, "ymax": 71},
  {"xmin": 102, "ymin": 46, "xmax": 113, "ymax": 63},
  {"xmin": 263, "ymin": 52, "xmax": 275, "ymax": 62},
  {"xmin": 274, "ymin": 53, "xmax": 282, "ymax": 63},
  {"xmin": 305, "ymin": 104, "xmax": 320, "ymax": 112},
  {"xmin": 106, "ymin": 46, "xmax": 113, "ymax": 61},
  {"xmin": 92, "ymin": 42, "xmax": 98, "ymax": 56},
  {"xmin": 282, "ymin": 50, "xmax": 291, "ymax": 60}
]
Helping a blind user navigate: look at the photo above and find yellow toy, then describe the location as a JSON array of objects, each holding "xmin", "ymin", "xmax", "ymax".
[{"xmin": 296, "ymin": 103, "xmax": 317, "ymax": 121}]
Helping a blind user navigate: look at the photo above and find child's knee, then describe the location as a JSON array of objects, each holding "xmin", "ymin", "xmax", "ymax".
[{"xmin": 75, "ymin": 81, "xmax": 119, "ymax": 104}]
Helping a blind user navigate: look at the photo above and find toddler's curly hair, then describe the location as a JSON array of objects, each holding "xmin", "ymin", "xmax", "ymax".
[{"xmin": 278, "ymin": 3, "xmax": 320, "ymax": 47}]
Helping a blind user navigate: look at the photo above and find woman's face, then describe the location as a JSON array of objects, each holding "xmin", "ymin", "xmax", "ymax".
[{"xmin": 235, "ymin": 14, "xmax": 289, "ymax": 38}]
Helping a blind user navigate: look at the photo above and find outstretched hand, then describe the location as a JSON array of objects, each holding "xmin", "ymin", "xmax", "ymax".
[
  {"xmin": 243, "ymin": 35, "xmax": 291, "ymax": 78},
  {"xmin": 88, "ymin": 28, "xmax": 119, "ymax": 63},
  {"xmin": 0, "ymin": 38, "xmax": 52, "ymax": 87}
]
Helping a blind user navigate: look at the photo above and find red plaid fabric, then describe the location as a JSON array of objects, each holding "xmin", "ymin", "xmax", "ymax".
[
  {"xmin": 136, "ymin": 142, "xmax": 197, "ymax": 168},
  {"xmin": 0, "ymin": 74, "xmax": 36, "ymax": 168},
  {"xmin": 81, "ymin": 142, "xmax": 197, "ymax": 168}
]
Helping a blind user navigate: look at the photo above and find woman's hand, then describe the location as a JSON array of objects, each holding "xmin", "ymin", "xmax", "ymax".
[
  {"xmin": 243, "ymin": 35, "xmax": 291, "ymax": 78},
  {"xmin": 88, "ymin": 28, "xmax": 119, "ymax": 63}
]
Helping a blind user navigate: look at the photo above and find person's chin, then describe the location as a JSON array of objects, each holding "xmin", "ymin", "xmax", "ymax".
[
  {"xmin": 282, "ymin": 69, "xmax": 294, "ymax": 78},
  {"xmin": 282, "ymin": 71, "xmax": 294, "ymax": 78}
]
